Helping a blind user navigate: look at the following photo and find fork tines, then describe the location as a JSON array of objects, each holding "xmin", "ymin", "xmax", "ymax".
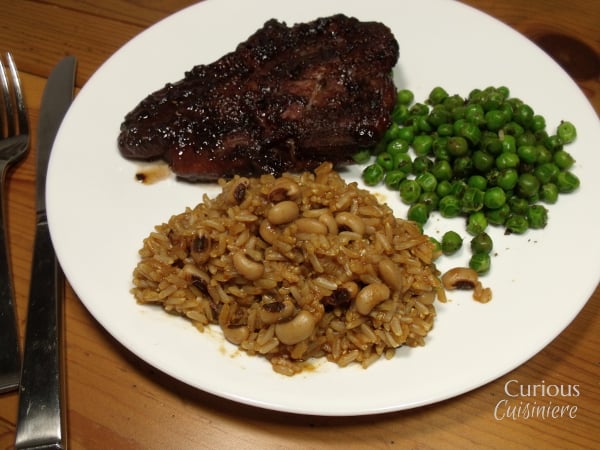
[{"xmin": 0, "ymin": 53, "xmax": 28, "ymax": 138}]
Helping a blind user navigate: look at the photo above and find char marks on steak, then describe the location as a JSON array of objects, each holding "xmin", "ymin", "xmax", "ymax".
[{"xmin": 118, "ymin": 14, "xmax": 399, "ymax": 181}]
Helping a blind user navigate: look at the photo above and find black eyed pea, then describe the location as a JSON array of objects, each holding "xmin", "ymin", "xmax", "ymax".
[
  {"xmin": 339, "ymin": 281, "xmax": 360, "ymax": 299},
  {"xmin": 295, "ymin": 217, "xmax": 328, "ymax": 235},
  {"xmin": 268, "ymin": 178, "xmax": 301, "ymax": 202},
  {"xmin": 274, "ymin": 310, "xmax": 316, "ymax": 345},
  {"xmin": 259, "ymin": 219, "xmax": 278, "ymax": 245},
  {"xmin": 441, "ymin": 267, "xmax": 479, "ymax": 290},
  {"xmin": 259, "ymin": 300, "xmax": 295, "ymax": 324},
  {"xmin": 222, "ymin": 325, "xmax": 250, "ymax": 345},
  {"xmin": 232, "ymin": 251, "xmax": 264, "ymax": 281},
  {"xmin": 318, "ymin": 213, "xmax": 338, "ymax": 234},
  {"xmin": 335, "ymin": 212, "xmax": 366, "ymax": 235},
  {"xmin": 355, "ymin": 283, "xmax": 390, "ymax": 315},
  {"xmin": 377, "ymin": 258, "xmax": 403, "ymax": 292},
  {"xmin": 267, "ymin": 200, "xmax": 300, "ymax": 225},
  {"xmin": 224, "ymin": 177, "xmax": 249, "ymax": 205}
]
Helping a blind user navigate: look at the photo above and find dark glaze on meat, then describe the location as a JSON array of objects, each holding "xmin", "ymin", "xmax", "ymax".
[{"xmin": 118, "ymin": 14, "xmax": 399, "ymax": 181}]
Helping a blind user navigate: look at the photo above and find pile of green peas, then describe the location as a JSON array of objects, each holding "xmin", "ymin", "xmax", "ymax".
[{"xmin": 357, "ymin": 86, "xmax": 580, "ymax": 274}]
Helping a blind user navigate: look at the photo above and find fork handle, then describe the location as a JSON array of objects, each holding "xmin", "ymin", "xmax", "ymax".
[
  {"xmin": 0, "ymin": 164, "xmax": 21, "ymax": 393},
  {"xmin": 15, "ymin": 216, "xmax": 66, "ymax": 450}
]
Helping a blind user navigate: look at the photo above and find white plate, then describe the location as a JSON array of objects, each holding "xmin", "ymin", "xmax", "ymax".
[{"xmin": 47, "ymin": 0, "xmax": 600, "ymax": 416}]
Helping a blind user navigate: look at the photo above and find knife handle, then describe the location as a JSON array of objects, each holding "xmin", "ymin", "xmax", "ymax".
[{"xmin": 15, "ymin": 217, "xmax": 66, "ymax": 450}]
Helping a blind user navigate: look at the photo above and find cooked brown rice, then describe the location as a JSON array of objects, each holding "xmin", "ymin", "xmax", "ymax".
[{"xmin": 131, "ymin": 162, "xmax": 445, "ymax": 376}]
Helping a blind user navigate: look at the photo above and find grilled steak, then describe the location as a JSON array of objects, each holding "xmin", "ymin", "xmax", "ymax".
[{"xmin": 118, "ymin": 14, "xmax": 399, "ymax": 181}]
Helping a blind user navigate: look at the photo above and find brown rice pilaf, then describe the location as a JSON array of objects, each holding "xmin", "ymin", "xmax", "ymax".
[{"xmin": 131, "ymin": 162, "xmax": 445, "ymax": 376}]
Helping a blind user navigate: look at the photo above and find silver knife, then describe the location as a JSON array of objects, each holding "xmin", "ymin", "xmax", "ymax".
[{"xmin": 15, "ymin": 56, "xmax": 76, "ymax": 450}]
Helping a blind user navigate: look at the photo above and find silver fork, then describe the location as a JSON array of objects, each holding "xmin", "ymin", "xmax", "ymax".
[{"xmin": 0, "ymin": 52, "xmax": 28, "ymax": 393}]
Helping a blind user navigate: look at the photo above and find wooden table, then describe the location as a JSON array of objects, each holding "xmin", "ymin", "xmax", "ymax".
[{"xmin": 1, "ymin": 1, "xmax": 598, "ymax": 448}]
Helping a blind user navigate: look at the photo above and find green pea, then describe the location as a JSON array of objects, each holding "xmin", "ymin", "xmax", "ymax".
[
  {"xmin": 472, "ymin": 150, "xmax": 495, "ymax": 172},
  {"xmin": 410, "ymin": 102, "xmax": 429, "ymax": 116},
  {"xmin": 536, "ymin": 146, "xmax": 553, "ymax": 164},
  {"xmin": 414, "ymin": 116, "xmax": 433, "ymax": 133},
  {"xmin": 553, "ymin": 150, "xmax": 575, "ymax": 170},
  {"xmin": 362, "ymin": 163, "xmax": 385, "ymax": 186},
  {"xmin": 387, "ymin": 138, "xmax": 410, "ymax": 155},
  {"xmin": 396, "ymin": 126, "xmax": 415, "ymax": 144},
  {"xmin": 457, "ymin": 121, "xmax": 482, "ymax": 146},
  {"xmin": 500, "ymin": 103, "xmax": 514, "ymax": 123},
  {"xmin": 437, "ymin": 123, "xmax": 454, "ymax": 137},
  {"xmin": 485, "ymin": 109, "xmax": 506, "ymax": 131},
  {"xmin": 486, "ymin": 203, "xmax": 510, "ymax": 226},
  {"xmin": 544, "ymin": 134, "xmax": 563, "ymax": 152},
  {"xmin": 453, "ymin": 156, "xmax": 473, "ymax": 179},
  {"xmin": 484, "ymin": 186, "xmax": 507, "ymax": 209},
  {"xmin": 540, "ymin": 183, "xmax": 559, "ymax": 204},
  {"xmin": 407, "ymin": 202, "xmax": 430, "ymax": 225},
  {"xmin": 468, "ymin": 175, "xmax": 488, "ymax": 191},
  {"xmin": 413, "ymin": 134, "xmax": 434, "ymax": 156},
  {"xmin": 509, "ymin": 196, "xmax": 529, "ymax": 215},
  {"xmin": 466, "ymin": 211, "xmax": 488, "ymax": 236},
  {"xmin": 497, "ymin": 86, "xmax": 510, "ymax": 99},
  {"xmin": 468, "ymin": 88, "xmax": 483, "ymax": 103},
  {"xmin": 517, "ymin": 131, "xmax": 536, "ymax": 148},
  {"xmin": 505, "ymin": 214, "xmax": 529, "ymax": 234},
  {"xmin": 534, "ymin": 163, "xmax": 559, "ymax": 184},
  {"xmin": 450, "ymin": 104, "xmax": 466, "ymax": 121},
  {"xmin": 496, "ymin": 152, "xmax": 520, "ymax": 170},
  {"xmin": 376, "ymin": 152, "xmax": 395, "ymax": 171},
  {"xmin": 527, "ymin": 204, "xmax": 548, "ymax": 229},
  {"xmin": 436, "ymin": 180, "xmax": 453, "ymax": 198},
  {"xmin": 419, "ymin": 192, "xmax": 439, "ymax": 213},
  {"xmin": 447, "ymin": 136, "xmax": 469, "ymax": 157},
  {"xmin": 517, "ymin": 145, "xmax": 538, "ymax": 164},
  {"xmin": 450, "ymin": 180, "xmax": 468, "ymax": 198},
  {"xmin": 438, "ymin": 195, "xmax": 461, "ymax": 218},
  {"xmin": 556, "ymin": 171, "xmax": 580, "ymax": 193},
  {"xmin": 428, "ymin": 86, "xmax": 449, "ymax": 105},
  {"xmin": 396, "ymin": 89, "xmax": 414, "ymax": 106},
  {"xmin": 469, "ymin": 252, "xmax": 491, "ymax": 274},
  {"xmin": 503, "ymin": 121, "xmax": 524, "ymax": 138},
  {"xmin": 432, "ymin": 137, "xmax": 450, "ymax": 160},
  {"xmin": 531, "ymin": 114, "xmax": 546, "ymax": 132},
  {"xmin": 431, "ymin": 159, "xmax": 453, "ymax": 181},
  {"xmin": 416, "ymin": 172, "xmax": 438, "ymax": 193},
  {"xmin": 399, "ymin": 179, "xmax": 422, "ymax": 204},
  {"xmin": 392, "ymin": 104, "xmax": 410, "ymax": 124},
  {"xmin": 384, "ymin": 122, "xmax": 402, "ymax": 141},
  {"xmin": 465, "ymin": 103, "xmax": 485, "ymax": 126},
  {"xmin": 513, "ymin": 103, "xmax": 534, "ymax": 127},
  {"xmin": 481, "ymin": 91, "xmax": 504, "ymax": 112},
  {"xmin": 470, "ymin": 232, "xmax": 493, "ymax": 254},
  {"xmin": 352, "ymin": 149, "xmax": 371, "ymax": 164},
  {"xmin": 445, "ymin": 94, "xmax": 466, "ymax": 111},
  {"xmin": 412, "ymin": 155, "xmax": 433, "ymax": 174},
  {"xmin": 393, "ymin": 152, "xmax": 413, "ymax": 173},
  {"xmin": 427, "ymin": 105, "xmax": 453, "ymax": 128},
  {"xmin": 517, "ymin": 173, "xmax": 540, "ymax": 198},
  {"xmin": 482, "ymin": 135, "xmax": 502, "ymax": 155},
  {"xmin": 384, "ymin": 170, "xmax": 407, "ymax": 190},
  {"xmin": 461, "ymin": 187, "xmax": 485, "ymax": 213},
  {"xmin": 441, "ymin": 230, "xmax": 463, "ymax": 255},
  {"xmin": 500, "ymin": 134, "xmax": 517, "ymax": 153},
  {"xmin": 497, "ymin": 169, "xmax": 519, "ymax": 191},
  {"xmin": 557, "ymin": 120, "xmax": 577, "ymax": 144}
]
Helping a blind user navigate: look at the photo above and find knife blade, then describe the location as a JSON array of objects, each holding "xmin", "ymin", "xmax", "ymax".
[{"xmin": 15, "ymin": 56, "xmax": 76, "ymax": 450}]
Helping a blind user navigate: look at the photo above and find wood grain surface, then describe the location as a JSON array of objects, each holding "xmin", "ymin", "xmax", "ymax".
[{"xmin": 0, "ymin": 1, "xmax": 598, "ymax": 449}]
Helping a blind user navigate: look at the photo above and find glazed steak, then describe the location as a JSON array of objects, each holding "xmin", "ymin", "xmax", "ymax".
[{"xmin": 118, "ymin": 14, "xmax": 399, "ymax": 181}]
